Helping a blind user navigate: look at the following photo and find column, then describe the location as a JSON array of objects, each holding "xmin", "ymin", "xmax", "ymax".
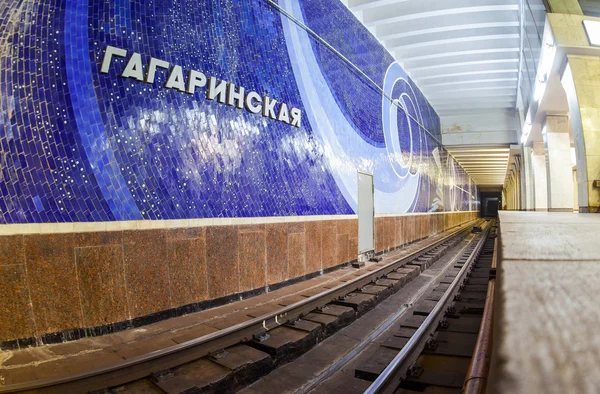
[
  {"xmin": 543, "ymin": 115, "xmax": 575, "ymax": 211},
  {"xmin": 546, "ymin": 0, "xmax": 600, "ymax": 211},
  {"xmin": 532, "ymin": 142, "xmax": 548, "ymax": 211},
  {"xmin": 522, "ymin": 147, "xmax": 535, "ymax": 210}
]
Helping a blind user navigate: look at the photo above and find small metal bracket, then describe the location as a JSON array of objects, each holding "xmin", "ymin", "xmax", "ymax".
[
  {"xmin": 407, "ymin": 364, "xmax": 424, "ymax": 378},
  {"xmin": 425, "ymin": 338, "xmax": 438, "ymax": 350},
  {"xmin": 151, "ymin": 369, "xmax": 174, "ymax": 382},
  {"xmin": 208, "ymin": 349, "xmax": 228, "ymax": 360},
  {"xmin": 439, "ymin": 318, "xmax": 449, "ymax": 329},
  {"xmin": 253, "ymin": 332, "xmax": 270, "ymax": 342},
  {"xmin": 593, "ymin": 180, "xmax": 600, "ymax": 188}
]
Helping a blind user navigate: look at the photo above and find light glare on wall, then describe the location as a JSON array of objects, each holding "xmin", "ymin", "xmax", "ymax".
[
  {"xmin": 583, "ymin": 20, "xmax": 600, "ymax": 46},
  {"xmin": 521, "ymin": 114, "xmax": 532, "ymax": 144},
  {"xmin": 534, "ymin": 41, "xmax": 555, "ymax": 103},
  {"xmin": 534, "ymin": 73, "xmax": 547, "ymax": 102}
]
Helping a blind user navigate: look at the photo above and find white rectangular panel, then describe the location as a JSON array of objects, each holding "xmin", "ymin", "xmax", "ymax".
[{"xmin": 358, "ymin": 172, "xmax": 374, "ymax": 254}]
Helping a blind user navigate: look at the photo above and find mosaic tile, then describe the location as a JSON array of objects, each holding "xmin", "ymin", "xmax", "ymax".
[{"xmin": 0, "ymin": 0, "xmax": 478, "ymax": 225}]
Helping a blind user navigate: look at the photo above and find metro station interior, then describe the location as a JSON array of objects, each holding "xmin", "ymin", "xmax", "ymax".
[{"xmin": 1, "ymin": 0, "xmax": 600, "ymax": 393}]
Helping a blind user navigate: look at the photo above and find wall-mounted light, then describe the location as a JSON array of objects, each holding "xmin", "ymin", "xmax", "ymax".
[
  {"xmin": 533, "ymin": 39, "xmax": 555, "ymax": 103},
  {"xmin": 521, "ymin": 110, "xmax": 532, "ymax": 144},
  {"xmin": 583, "ymin": 20, "xmax": 600, "ymax": 47}
]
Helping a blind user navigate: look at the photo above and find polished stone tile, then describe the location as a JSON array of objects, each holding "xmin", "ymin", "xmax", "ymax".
[
  {"xmin": 25, "ymin": 233, "xmax": 82, "ymax": 334},
  {"xmin": 348, "ymin": 219, "xmax": 358, "ymax": 239},
  {"xmin": 0, "ymin": 265, "xmax": 36, "ymax": 341},
  {"xmin": 304, "ymin": 221, "xmax": 322, "ymax": 274},
  {"xmin": 266, "ymin": 223, "xmax": 288, "ymax": 285},
  {"xmin": 336, "ymin": 233, "xmax": 349, "ymax": 266},
  {"xmin": 168, "ymin": 237, "xmax": 208, "ymax": 307},
  {"xmin": 0, "ymin": 235, "xmax": 25, "ymax": 266},
  {"xmin": 348, "ymin": 237, "xmax": 358, "ymax": 260},
  {"xmin": 206, "ymin": 226, "xmax": 239, "ymax": 298},
  {"xmin": 239, "ymin": 229, "xmax": 266, "ymax": 292},
  {"xmin": 385, "ymin": 217, "xmax": 394, "ymax": 250},
  {"xmin": 395, "ymin": 217, "xmax": 404, "ymax": 247},
  {"xmin": 76, "ymin": 231, "xmax": 122, "ymax": 247},
  {"xmin": 321, "ymin": 221, "xmax": 337, "ymax": 269},
  {"xmin": 288, "ymin": 232, "xmax": 306, "ymax": 279},
  {"xmin": 75, "ymin": 244, "xmax": 128, "ymax": 327},
  {"xmin": 375, "ymin": 218, "xmax": 384, "ymax": 253},
  {"xmin": 123, "ymin": 230, "xmax": 170, "ymax": 318},
  {"xmin": 166, "ymin": 227, "xmax": 208, "ymax": 307}
]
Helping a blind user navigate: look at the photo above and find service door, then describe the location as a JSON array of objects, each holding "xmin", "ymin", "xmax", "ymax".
[{"xmin": 358, "ymin": 171, "xmax": 374, "ymax": 254}]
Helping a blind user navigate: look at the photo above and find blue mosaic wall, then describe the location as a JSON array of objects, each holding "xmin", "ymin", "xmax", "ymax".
[{"xmin": 0, "ymin": 0, "xmax": 478, "ymax": 224}]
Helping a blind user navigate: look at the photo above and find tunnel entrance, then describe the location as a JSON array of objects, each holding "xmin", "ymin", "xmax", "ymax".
[{"xmin": 480, "ymin": 191, "xmax": 502, "ymax": 218}]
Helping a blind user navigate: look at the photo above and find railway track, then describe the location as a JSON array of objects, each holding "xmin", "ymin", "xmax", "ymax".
[
  {"xmin": 363, "ymin": 220, "xmax": 497, "ymax": 394},
  {"xmin": 0, "ymin": 220, "xmax": 484, "ymax": 394}
]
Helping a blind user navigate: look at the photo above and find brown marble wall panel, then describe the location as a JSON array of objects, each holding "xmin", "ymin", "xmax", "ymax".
[
  {"xmin": 238, "ymin": 226, "xmax": 266, "ymax": 292},
  {"xmin": 386, "ymin": 217, "xmax": 395, "ymax": 250},
  {"xmin": 348, "ymin": 237, "xmax": 358, "ymax": 260},
  {"xmin": 336, "ymin": 219, "xmax": 350, "ymax": 238},
  {"xmin": 25, "ymin": 233, "xmax": 81, "ymax": 334},
  {"xmin": 0, "ymin": 235, "xmax": 24, "ymax": 266},
  {"xmin": 123, "ymin": 230, "xmax": 170, "ymax": 318},
  {"xmin": 405, "ymin": 216, "xmax": 413, "ymax": 244},
  {"xmin": 166, "ymin": 227, "xmax": 208, "ymax": 307},
  {"xmin": 322, "ymin": 221, "xmax": 337, "ymax": 269},
  {"xmin": 374, "ymin": 218, "xmax": 384, "ymax": 253},
  {"xmin": 412, "ymin": 217, "xmax": 418, "ymax": 241},
  {"xmin": 394, "ymin": 217, "xmax": 402, "ymax": 247},
  {"xmin": 0, "ymin": 212, "xmax": 480, "ymax": 344},
  {"xmin": 336, "ymin": 233, "xmax": 349, "ymax": 266},
  {"xmin": 335, "ymin": 219, "xmax": 352, "ymax": 263},
  {"xmin": 348, "ymin": 219, "xmax": 358, "ymax": 240},
  {"xmin": 304, "ymin": 221, "xmax": 322, "ymax": 273},
  {"xmin": 266, "ymin": 223, "xmax": 288, "ymax": 285},
  {"xmin": 0, "ymin": 265, "xmax": 36, "ymax": 341},
  {"xmin": 206, "ymin": 226, "xmax": 239, "ymax": 297},
  {"xmin": 75, "ymin": 245, "xmax": 128, "ymax": 327},
  {"xmin": 288, "ymin": 232, "xmax": 306, "ymax": 279},
  {"xmin": 76, "ymin": 231, "xmax": 121, "ymax": 247}
]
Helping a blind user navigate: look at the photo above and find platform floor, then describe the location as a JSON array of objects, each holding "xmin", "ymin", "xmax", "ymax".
[{"xmin": 491, "ymin": 211, "xmax": 600, "ymax": 394}]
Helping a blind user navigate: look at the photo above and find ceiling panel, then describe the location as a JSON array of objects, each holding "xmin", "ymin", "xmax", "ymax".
[{"xmin": 345, "ymin": 0, "xmax": 520, "ymax": 186}]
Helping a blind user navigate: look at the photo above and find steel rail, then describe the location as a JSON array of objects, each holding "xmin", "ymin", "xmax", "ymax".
[
  {"xmin": 364, "ymin": 221, "xmax": 492, "ymax": 394},
  {"xmin": 462, "ymin": 279, "xmax": 495, "ymax": 394},
  {"xmin": 462, "ymin": 226, "xmax": 497, "ymax": 394},
  {"xmin": 1, "ymin": 219, "xmax": 482, "ymax": 393}
]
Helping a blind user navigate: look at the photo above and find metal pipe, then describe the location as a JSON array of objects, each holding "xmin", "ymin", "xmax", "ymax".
[{"xmin": 462, "ymin": 279, "xmax": 495, "ymax": 394}]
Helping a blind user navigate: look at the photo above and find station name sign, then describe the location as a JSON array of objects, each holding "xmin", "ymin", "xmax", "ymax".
[{"xmin": 100, "ymin": 46, "xmax": 302, "ymax": 127}]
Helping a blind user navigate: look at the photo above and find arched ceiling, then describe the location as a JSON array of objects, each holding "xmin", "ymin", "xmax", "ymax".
[
  {"xmin": 346, "ymin": 0, "xmax": 520, "ymax": 116},
  {"xmin": 345, "ymin": 0, "xmax": 524, "ymax": 186}
]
